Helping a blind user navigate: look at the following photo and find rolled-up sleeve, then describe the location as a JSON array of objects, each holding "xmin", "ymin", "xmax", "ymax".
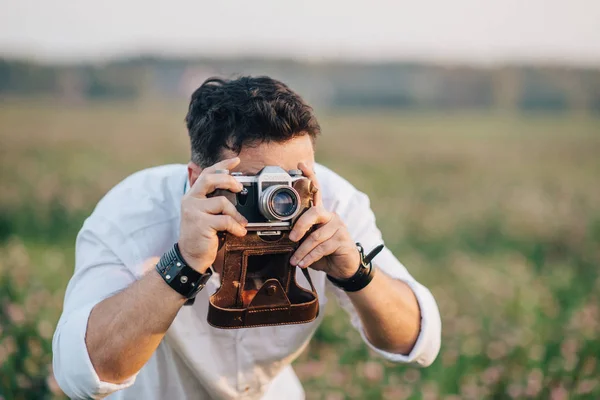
[
  {"xmin": 331, "ymin": 190, "xmax": 442, "ymax": 367},
  {"xmin": 52, "ymin": 217, "xmax": 139, "ymax": 399}
]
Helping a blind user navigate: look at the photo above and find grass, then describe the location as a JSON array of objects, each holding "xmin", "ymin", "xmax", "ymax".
[{"xmin": 0, "ymin": 100, "xmax": 599, "ymax": 399}]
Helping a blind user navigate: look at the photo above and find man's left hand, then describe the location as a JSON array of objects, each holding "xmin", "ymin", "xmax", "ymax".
[{"xmin": 288, "ymin": 162, "xmax": 360, "ymax": 280}]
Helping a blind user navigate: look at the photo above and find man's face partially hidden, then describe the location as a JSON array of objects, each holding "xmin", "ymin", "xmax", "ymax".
[
  {"xmin": 186, "ymin": 134, "xmax": 316, "ymax": 274},
  {"xmin": 188, "ymin": 134, "xmax": 316, "ymax": 185}
]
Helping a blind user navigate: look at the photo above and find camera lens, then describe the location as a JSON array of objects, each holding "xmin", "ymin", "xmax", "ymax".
[
  {"xmin": 259, "ymin": 185, "xmax": 301, "ymax": 221},
  {"xmin": 271, "ymin": 190, "xmax": 296, "ymax": 217}
]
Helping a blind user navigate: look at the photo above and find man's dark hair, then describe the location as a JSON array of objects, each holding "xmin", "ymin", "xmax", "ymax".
[{"xmin": 185, "ymin": 76, "xmax": 321, "ymax": 168}]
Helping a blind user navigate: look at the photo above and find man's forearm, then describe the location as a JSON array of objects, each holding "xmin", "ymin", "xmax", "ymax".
[
  {"xmin": 86, "ymin": 269, "xmax": 186, "ymax": 383},
  {"xmin": 347, "ymin": 268, "xmax": 421, "ymax": 355}
]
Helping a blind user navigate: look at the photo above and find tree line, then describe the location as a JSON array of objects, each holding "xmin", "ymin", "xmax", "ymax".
[{"xmin": 1, "ymin": 56, "xmax": 599, "ymax": 113}]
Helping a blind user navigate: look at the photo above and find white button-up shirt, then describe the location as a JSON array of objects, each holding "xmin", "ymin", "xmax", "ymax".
[{"xmin": 52, "ymin": 163, "xmax": 441, "ymax": 400}]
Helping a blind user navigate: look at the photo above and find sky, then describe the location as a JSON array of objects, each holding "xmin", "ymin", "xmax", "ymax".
[{"xmin": 1, "ymin": 0, "xmax": 599, "ymax": 66}]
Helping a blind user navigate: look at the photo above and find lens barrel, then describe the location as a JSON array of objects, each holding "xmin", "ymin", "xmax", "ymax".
[{"xmin": 259, "ymin": 185, "xmax": 301, "ymax": 221}]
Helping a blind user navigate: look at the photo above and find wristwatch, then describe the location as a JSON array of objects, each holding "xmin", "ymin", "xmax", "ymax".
[
  {"xmin": 326, "ymin": 243, "xmax": 383, "ymax": 292},
  {"xmin": 155, "ymin": 243, "xmax": 212, "ymax": 305}
]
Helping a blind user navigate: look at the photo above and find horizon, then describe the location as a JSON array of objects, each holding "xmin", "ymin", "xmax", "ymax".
[{"xmin": 4, "ymin": 51, "xmax": 600, "ymax": 69}]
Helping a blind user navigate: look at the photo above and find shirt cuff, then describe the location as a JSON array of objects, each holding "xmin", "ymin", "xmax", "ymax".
[
  {"xmin": 53, "ymin": 302, "xmax": 137, "ymax": 399},
  {"xmin": 355, "ymin": 279, "xmax": 441, "ymax": 367}
]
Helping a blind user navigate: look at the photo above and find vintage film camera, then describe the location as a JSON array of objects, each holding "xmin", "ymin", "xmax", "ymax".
[{"xmin": 207, "ymin": 166, "xmax": 319, "ymax": 328}]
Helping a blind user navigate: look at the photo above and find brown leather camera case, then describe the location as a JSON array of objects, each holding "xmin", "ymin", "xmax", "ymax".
[{"xmin": 207, "ymin": 179, "xmax": 319, "ymax": 328}]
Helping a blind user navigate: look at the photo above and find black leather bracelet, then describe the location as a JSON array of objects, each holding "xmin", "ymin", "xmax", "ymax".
[
  {"xmin": 326, "ymin": 243, "xmax": 384, "ymax": 292},
  {"xmin": 155, "ymin": 243, "xmax": 212, "ymax": 303}
]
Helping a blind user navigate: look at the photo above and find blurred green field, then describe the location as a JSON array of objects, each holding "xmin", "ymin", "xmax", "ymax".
[{"xmin": 1, "ymin": 100, "xmax": 599, "ymax": 399}]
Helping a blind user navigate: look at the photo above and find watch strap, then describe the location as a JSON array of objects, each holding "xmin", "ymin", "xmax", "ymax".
[
  {"xmin": 326, "ymin": 243, "xmax": 383, "ymax": 292},
  {"xmin": 156, "ymin": 243, "xmax": 212, "ymax": 301}
]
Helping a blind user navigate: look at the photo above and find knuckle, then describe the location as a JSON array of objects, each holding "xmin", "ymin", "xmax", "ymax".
[
  {"xmin": 197, "ymin": 175, "xmax": 210, "ymax": 189},
  {"xmin": 204, "ymin": 174, "xmax": 217, "ymax": 184},
  {"xmin": 182, "ymin": 204, "xmax": 195, "ymax": 219},
  {"xmin": 218, "ymin": 196, "xmax": 229, "ymax": 207},
  {"xmin": 310, "ymin": 230, "xmax": 322, "ymax": 243},
  {"xmin": 226, "ymin": 216, "xmax": 235, "ymax": 229}
]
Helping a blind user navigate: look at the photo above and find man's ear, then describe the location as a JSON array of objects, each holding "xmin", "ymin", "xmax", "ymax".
[{"xmin": 187, "ymin": 161, "xmax": 202, "ymax": 188}]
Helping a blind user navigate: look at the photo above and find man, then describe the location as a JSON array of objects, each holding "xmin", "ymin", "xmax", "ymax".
[{"xmin": 52, "ymin": 76, "xmax": 441, "ymax": 399}]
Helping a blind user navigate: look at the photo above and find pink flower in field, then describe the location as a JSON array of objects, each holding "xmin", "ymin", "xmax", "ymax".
[
  {"xmin": 486, "ymin": 341, "xmax": 508, "ymax": 360},
  {"xmin": 442, "ymin": 348, "xmax": 458, "ymax": 366},
  {"xmin": 383, "ymin": 384, "xmax": 412, "ymax": 400},
  {"xmin": 5, "ymin": 303, "xmax": 25, "ymax": 325},
  {"xmin": 460, "ymin": 376, "xmax": 480, "ymax": 399},
  {"xmin": 525, "ymin": 368, "xmax": 543, "ymax": 397},
  {"xmin": 37, "ymin": 319, "xmax": 54, "ymax": 339},
  {"xmin": 361, "ymin": 361, "xmax": 384, "ymax": 382},
  {"xmin": 442, "ymin": 395, "xmax": 461, "ymax": 400},
  {"xmin": 576, "ymin": 379, "xmax": 598, "ymax": 395},
  {"xmin": 422, "ymin": 382, "xmax": 439, "ymax": 400},
  {"xmin": 294, "ymin": 360, "xmax": 326, "ymax": 380},
  {"xmin": 16, "ymin": 374, "xmax": 31, "ymax": 389},
  {"xmin": 403, "ymin": 369, "xmax": 420, "ymax": 384},
  {"xmin": 482, "ymin": 366, "xmax": 503, "ymax": 386},
  {"xmin": 561, "ymin": 337, "xmax": 579, "ymax": 372},
  {"xmin": 325, "ymin": 393, "xmax": 344, "ymax": 400},
  {"xmin": 550, "ymin": 385, "xmax": 568, "ymax": 400},
  {"xmin": 560, "ymin": 337, "xmax": 579, "ymax": 357},
  {"xmin": 27, "ymin": 338, "xmax": 43, "ymax": 358},
  {"xmin": 329, "ymin": 370, "xmax": 347, "ymax": 386},
  {"xmin": 0, "ymin": 336, "xmax": 17, "ymax": 364},
  {"xmin": 507, "ymin": 383, "xmax": 523, "ymax": 398}
]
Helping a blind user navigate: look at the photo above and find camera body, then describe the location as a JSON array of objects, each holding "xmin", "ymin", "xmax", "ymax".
[
  {"xmin": 211, "ymin": 166, "xmax": 312, "ymax": 232},
  {"xmin": 207, "ymin": 166, "xmax": 320, "ymax": 329}
]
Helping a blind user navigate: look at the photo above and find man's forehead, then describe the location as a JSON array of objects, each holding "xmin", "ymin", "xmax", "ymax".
[
  {"xmin": 231, "ymin": 159, "xmax": 314, "ymax": 176},
  {"xmin": 221, "ymin": 136, "xmax": 315, "ymax": 175}
]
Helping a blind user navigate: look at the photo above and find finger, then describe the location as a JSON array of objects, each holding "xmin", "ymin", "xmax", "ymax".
[
  {"xmin": 190, "ymin": 173, "xmax": 244, "ymax": 197},
  {"xmin": 296, "ymin": 239, "xmax": 339, "ymax": 268},
  {"xmin": 289, "ymin": 206, "xmax": 333, "ymax": 242},
  {"xmin": 298, "ymin": 161, "xmax": 322, "ymax": 206},
  {"xmin": 200, "ymin": 196, "xmax": 248, "ymax": 226},
  {"xmin": 207, "ymin": 214, "xmax": 247, "ymax": 237},
  {"xmin": 290, "ymin": 222, "xmax": 339, "ymax": 266},
  {"xmin": 203, "ymin": 157, "xmax": 241, "ymax": 174}
]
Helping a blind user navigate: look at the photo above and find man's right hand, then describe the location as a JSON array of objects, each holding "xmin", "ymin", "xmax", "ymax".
[
  {"xmin": 82, "ymin": 160, "xmax": 247, "ymax": 385},
  {"xmin": 178, "ymin": 157, "xmax": 248, "ymax": 273}
]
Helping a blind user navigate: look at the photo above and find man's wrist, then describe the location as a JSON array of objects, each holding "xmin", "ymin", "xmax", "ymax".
[
  {"xmin": 326, "ymin": 246, "xmax": 362, "ymax": 280},
  {"xmin": 329, "ymin": 261, "xmax": 361, "ymax": 280},
  {"xmin": 327, "ymin": 243, "xmax": 382, "ymax": 292},
  {"xmin": 150, "ymin": 269, "xmax": 188, "ymax": 303},
  {"xmin": 155, "ymin": 244, "xmax": 213, "ymax": 301},
  {"xmin": 177, "ymin": 246, "xmax": 211, "ymax": 274}
]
